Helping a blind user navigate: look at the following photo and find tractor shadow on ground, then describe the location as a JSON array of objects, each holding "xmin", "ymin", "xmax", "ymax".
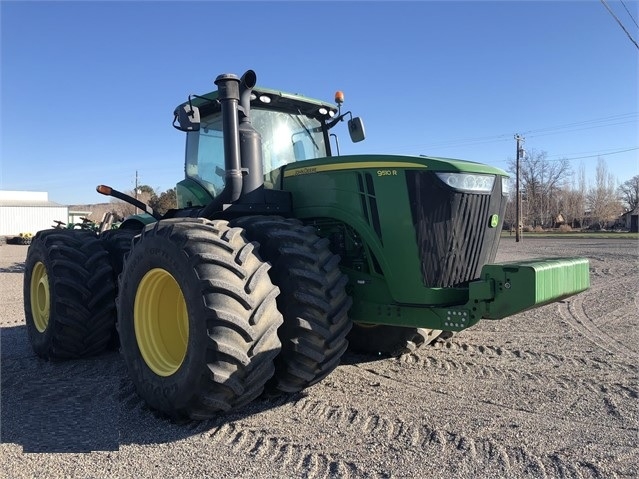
[
  {"xmin": 339, "ymin": 350, "xmax": 396, "ymax": 365},
  {"xmin": 0, "ymin": 261, "xmax": 25, "ymax": 273},
  {"xmin": 0, "ymin": 325, "xmax": 305, "ymax": 452},
  {"xmin": 1, "ymin": 325, "xmax": 123, "ymax": 452}
]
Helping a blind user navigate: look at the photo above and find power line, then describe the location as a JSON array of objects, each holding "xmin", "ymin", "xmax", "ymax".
[
  {"xmin": 557, "ymin": 146, "xmax": 639, "ymax": 161},
  {"xmin": 526, "ymin": 119, "xmax": 637, "ymax": 139},
  {"xmin": 620, "ymin": 0, "xmax": 639, "ymax": 29},
  {"xmin": 521, "ymin": 112, "xmax": 637, "ymax": 136},
  {"xmin": 494, "ymin": 146, "xmax": 638, "ymax": 164},
  {"xmin": 402, "ymin": 112, "xmax": 637, "ymax": 152},
  {"xmin": 546, "ymin": 145, "xmax": 639, "ymax": 158},
  {"xmin": 600, "ymin": 0, "xmax": 639, "ymax": 50}
]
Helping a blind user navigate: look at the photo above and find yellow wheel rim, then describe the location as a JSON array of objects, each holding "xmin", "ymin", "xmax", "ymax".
[
  {"xmin": 30, "ymin": 261, "xmax": 50, "ymax": 333},
  {"xmin": 134, "ymin": 268, "xmax": 189, "ymax": 377}
]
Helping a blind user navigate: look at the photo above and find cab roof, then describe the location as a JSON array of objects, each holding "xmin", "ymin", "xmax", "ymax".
[{"xmin": 177, "ymin": 86, "xmax": 339, "ymax": 119}]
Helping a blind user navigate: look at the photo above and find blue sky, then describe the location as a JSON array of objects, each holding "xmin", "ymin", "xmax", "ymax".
[{"xmin": 1, "ymin": 1, "xmax": 637, "ymax": 205}]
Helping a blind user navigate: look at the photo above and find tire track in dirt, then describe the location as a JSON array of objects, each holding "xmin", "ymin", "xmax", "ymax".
[
  {"xmin": 512, "ymin": 247, "xmax": 639, "ymax": 360},
  {"xmin": 397, "ymin": 352, "xmax": 637, "ymax": 404},
  {"xmin": 558, "ymin": 275, "xmax": 637, "ymax": 357},
  {"xmin": 428, "ymin": 339, "xmax": 637, "ymax": 374},
  {"xmin": 349, "ymin": 363, "xmax": 637, "ymax": 436},
  {"xmin": 284, "ymin": 395, "xmax": 613, "ymax": 478},
  {"xmin": 208, "ymin": 422, "xmax": 365, "ymax": 479}
]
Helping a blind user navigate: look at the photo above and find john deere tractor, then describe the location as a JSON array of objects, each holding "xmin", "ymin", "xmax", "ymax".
[{"xmin": 23, "ymin": 70, "xmax": 590, "ymax": 420}]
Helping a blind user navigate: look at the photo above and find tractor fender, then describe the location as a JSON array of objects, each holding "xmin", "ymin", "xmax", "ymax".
[{"xmin": 119, "ymin": 213, "xmax": 157, "ymax": 230}]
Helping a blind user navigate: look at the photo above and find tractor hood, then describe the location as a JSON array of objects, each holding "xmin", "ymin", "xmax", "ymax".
[
  {"xmin": 282, "ymin": 153, "xmax": 510, "ymax": 304},
  {"xmin": 282, "ymin": 154, "xmax": 509, "ymax": 179}
]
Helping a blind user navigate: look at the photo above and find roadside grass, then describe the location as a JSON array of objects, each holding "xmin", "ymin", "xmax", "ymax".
[{"xmin": 500, "ymin": 231, "xmax": 639, "ymax": 239}]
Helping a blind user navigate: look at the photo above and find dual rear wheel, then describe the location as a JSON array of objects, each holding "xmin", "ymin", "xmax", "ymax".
[
  {"xmin": 115, "ymin": 216, "xmax": 352, "ymax": 418},
  {"xmin": 24, "ymin": 230, "xmax": 116, "ymax": 359}
]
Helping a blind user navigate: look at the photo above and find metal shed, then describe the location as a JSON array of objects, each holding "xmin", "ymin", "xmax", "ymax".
[
  {"xmin": 0, "ymin": 191, "xmax": 68, "ymax": 237},
  {"xmin": 620, "ymin": 207, "xmax": 639, "ymax": 233}
]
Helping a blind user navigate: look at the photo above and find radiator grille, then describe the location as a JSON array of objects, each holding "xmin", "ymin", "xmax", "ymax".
[
  {"xmin": 406, "ymin": 171, "xmax": 505, "ymax": 287},
  {"xmin": 357, "ymin": 172, "xmax": 383, "ymax": 243}
]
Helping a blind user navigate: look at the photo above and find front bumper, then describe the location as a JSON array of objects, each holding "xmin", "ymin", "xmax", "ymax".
[{"xmin": 349, "ymin": 257, "xmax": 590, "ymax": 331}]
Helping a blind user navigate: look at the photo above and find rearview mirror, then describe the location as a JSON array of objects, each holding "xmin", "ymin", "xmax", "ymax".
[
  {"xmin": 173, "ymin": 104, "xmax": 201, "ymax": 132},
  {"xmin": 348, "ymin": 117, "xmax": 365, "ymax": 143}
]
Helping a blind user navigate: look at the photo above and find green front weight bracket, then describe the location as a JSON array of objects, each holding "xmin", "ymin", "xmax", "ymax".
[
  {"xmin": 349, "ymin": 257, "xmax": 590, "ymax": 331},
  {"xmin": 469, "ymin": 257, "xmax": 590, "ymax": 320},
  {"xmin": 440, "ymin": 257, "xmax": 590, "ymax": 330}
]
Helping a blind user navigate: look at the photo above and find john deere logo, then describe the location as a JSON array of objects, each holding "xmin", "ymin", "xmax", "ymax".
[{"xmin": 490, "ymin": 214, "xmax": 499, "ymax": 228}]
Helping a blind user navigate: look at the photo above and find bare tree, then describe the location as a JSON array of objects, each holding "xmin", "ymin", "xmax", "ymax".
[
  {"xmin": 508, "ymin": 149, "xmax": 571, "ymax": 228},
  {"xmin": 559, "ymin": 188, "xmax": 579, "ymax": 228},
  {"xmin": 587, "ymin": 158, "xmax": 623, "ymax": 229},
  {"xmin": 560, "ymin": 164, "xmax": 587, "ymax": 228},
  {"xmin": 577, "ymin": 164, "xmax": 587, "ymax": 227},
  {"xmin": 111, "ymin": 185, "xmax": 156, "ymax": 217},
  {"xmin": 618, "ymin": 175, "xmax": 639, "ymax": 212}
]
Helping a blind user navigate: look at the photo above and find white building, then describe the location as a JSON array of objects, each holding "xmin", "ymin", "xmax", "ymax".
[{"xmin": 0, "ymin": 191, "xmax": 68, "ymax": 236}]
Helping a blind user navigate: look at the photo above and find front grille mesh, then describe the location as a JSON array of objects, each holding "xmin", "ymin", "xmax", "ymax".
[{"xmin": 406, "ymin": 171, "xmax": 504, "ymax": 288}]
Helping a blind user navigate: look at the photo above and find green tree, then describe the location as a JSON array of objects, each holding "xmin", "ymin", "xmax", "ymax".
[{"xmin": 149, "ymin": 188, "xmax": 177, "ymax": 215}]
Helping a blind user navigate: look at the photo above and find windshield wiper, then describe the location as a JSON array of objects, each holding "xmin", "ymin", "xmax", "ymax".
[{"xmin": 294, "ymin": 111, "xmax": 319, "ymax": 151}]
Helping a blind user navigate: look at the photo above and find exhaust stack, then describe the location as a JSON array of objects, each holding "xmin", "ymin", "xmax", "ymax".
[
  {"xmin": 237, "ymin": 70, "xmax": 265, "ymax": 203},
  {"xmin": 213, "ymin": 72, "xmax": 243, "ymax": 204},
  {"xmin": 200, "ymin": 70, "xmax": 265, "ymax": 218}
]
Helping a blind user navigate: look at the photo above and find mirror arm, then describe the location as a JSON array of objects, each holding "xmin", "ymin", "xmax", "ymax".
[
  {"xmin": 326, "ymin": 110, "xmax": 353, "ymax": 130},
  {"xmin": 172, "ymin": 114, "xmax": 181, "ymax": 130},
  {"xmin": 173, "ymin": 95, "xmax": 219, "ymax": 131}
]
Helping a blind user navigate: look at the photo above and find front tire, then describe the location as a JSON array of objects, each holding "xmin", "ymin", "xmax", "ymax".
[
  {"xmin": 231, "ymin": 216, "xmax": 352, "ymax": 395},
  {"xmin": 117, "ymin": 218, "xmax": 283, "ymax": 420},
  {"xmin": 23, "ymin": 229, "xmax": 116, "ymax": 359}
]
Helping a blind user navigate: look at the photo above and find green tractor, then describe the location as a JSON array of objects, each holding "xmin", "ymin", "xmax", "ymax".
[{"xmin": 23, "ymin": 70, "xmax": 589, "ymax": 420}]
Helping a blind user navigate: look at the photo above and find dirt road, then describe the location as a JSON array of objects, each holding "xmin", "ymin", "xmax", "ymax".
[{"xmin": 1, "ymin": 238, "xmax": 637, "ymax": 478}]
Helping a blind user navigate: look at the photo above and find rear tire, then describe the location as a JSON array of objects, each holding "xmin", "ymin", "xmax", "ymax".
[
  {"xmin": 101, "ymin": 227, "xmax": 141, "ymax": 349},
  {"xmin": 23, "ymin": 229, "xmax": 117, "ymax": 359},
  {"xmin": 117, "ymin": 218, "xmax": 283, "ymax": 420},
  {"xmin": 347, "ymin": 324, "xmax": 442, "ymax": 357},
  {"xmin": 231, "ymin": 216, "xmax": 352, "ymax": 395},
  {"xmin": 101, "ymin": 227, "xmax": 140, "ymax": 281}
]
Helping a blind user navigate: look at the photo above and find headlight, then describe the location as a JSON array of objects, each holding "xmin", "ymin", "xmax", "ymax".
[
  {"xmin": 501, "ymin": 176, "xmax": 511, "ymax": 196},
  {"xmin": 435, "ymin": 172, "xmax": 495, "ymax": 194}
]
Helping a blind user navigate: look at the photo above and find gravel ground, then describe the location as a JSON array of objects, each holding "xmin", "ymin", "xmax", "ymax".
[{"xmin": 1, "ymin": 238, "xmax": 637, "ymax": 478}]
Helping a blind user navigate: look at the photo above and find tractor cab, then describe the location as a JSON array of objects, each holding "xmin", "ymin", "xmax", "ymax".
[
  {"xmin": 183, "ymin": 96, "xmax": 332, "ymax": 196},
  {"xmin": 173, "ymin": 73, "xmax": 365, "ymax": 212}
]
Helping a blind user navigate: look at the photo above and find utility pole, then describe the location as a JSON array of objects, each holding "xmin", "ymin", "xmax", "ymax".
[
  {"xmin": 514, "ymin": 134, "xmax": 524, "ymax": 242},
  {"xmin": 135, "ymin": 170, "xmax": 139, "ymax": 214}
]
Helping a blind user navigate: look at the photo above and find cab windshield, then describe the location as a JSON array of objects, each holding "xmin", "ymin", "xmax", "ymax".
[{"xmin": 185, "ymin": 108, "xmax": 327, "ymax": 196}]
